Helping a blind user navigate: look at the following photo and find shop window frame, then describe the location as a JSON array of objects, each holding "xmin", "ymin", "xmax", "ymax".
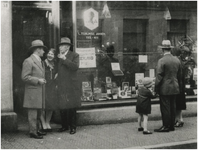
[{"xmin": 123, "ymin": 19, "xmax": 148, "ymax": 53}]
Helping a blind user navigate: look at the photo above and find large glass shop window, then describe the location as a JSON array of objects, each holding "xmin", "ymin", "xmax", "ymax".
[
  {"xmin": 76, "ymin": 1, "xmax": 149, "ymax": 102},
  {"xmin": 168, "ymin": 19, "xmax": 197, "ymax": 95},
  {"xmin": 75, "ymin": 1, "xmax": 197, "ymax": 102}
]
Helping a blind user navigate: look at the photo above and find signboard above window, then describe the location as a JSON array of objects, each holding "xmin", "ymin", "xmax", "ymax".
[{"xmin": 83, "ymin": 8, "xmax": 99, "ymax": 31}]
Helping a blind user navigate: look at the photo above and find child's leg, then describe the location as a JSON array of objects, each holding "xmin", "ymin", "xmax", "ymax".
[
  {"xmin": 142, "ymin": 114, "xmax": 152, "ymax": 134},
  {"xmin": 138, "ymin": 113, "xmax": 143, "ymax": 128},
  {"xmin": 143, "ymin": 114, "xmax": 148, "ymax": 131}
]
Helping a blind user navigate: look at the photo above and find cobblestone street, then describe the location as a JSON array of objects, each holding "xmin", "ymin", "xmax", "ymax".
[{"xmin": 1, "ymin": 116, "xmax": 197, "ymax": 149}]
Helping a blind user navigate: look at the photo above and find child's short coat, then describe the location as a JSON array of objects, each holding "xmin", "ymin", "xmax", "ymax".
[{"xmin": 136, "ymin": 86, "xmax": 156, "ymax": 115}]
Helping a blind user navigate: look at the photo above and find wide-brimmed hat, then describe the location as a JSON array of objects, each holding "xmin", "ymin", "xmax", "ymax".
[
  {"xmin": 159, "ymin": 40, "xmax": 174, "ymax": 49},
  {"xmin": 29, "ymin": 40, "xmax": 47, "ymax": 52},
  {"xmin": 58, "ymin": 37, "xmax": 73, "ymax": 46},
  {"xmin": 142, "ymin": 77, "xmax": 154, "ymax": 88}
]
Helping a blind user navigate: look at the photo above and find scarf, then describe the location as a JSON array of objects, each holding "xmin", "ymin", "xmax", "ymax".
[{"xmin": 45, "ymin": 59, "xmax": 54, "ymax": 70}]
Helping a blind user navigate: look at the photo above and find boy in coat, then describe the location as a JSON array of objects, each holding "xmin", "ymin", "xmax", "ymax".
[{"xmin": 136, "ymin": 77, "xmax": 156, "ymax": 135}]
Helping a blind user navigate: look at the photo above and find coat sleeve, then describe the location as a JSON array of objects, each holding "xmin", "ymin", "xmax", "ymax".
[
  {"xmin": 61, "ymin": 53, "xmax": 79, "ymax": 71},
  {"xmin": 155, "ymin": 59, "xmax": 164, "ymax": 94},
  {"xmin": 177, "ymin": 59, "xmax": 182, "ymax": 93},
  {"xmin": 148, "ymin": 89, "xmax": 157, "ymax": 99},
  {"xmin": 21, "ymin": 59, "xmax": 39, "ymax": 85}
]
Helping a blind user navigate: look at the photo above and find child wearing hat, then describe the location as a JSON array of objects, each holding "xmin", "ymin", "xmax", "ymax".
[{"xmin": 136, "ymin": 77, "xmax": 157, "ymax": 135}]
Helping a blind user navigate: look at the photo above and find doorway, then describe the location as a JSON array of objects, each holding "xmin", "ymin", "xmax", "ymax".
[{"xmin": 12, "ymin": 2, "xmax": 52, "ymax": 114}]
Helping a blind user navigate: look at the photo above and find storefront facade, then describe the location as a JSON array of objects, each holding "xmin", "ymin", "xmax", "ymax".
[
  {"xmin": 74, "ymin": 1, "xmax": 197, "ymax": 104},
  {"xmin": 1, "ymin": 1, "xmax": 197, "ymax": 131}
]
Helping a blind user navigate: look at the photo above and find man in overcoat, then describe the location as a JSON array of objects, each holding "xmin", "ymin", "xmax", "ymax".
[
  {"xmin": 21, "ymin": 40, "xmax": 47, "ymax": 139},
  {"xmin": 57, "ymin": 37, "xmax": 81, "ymax": 134},
  {"xmin": 154, "ymin": 40, "xmax": 181, "ymax": 132}
]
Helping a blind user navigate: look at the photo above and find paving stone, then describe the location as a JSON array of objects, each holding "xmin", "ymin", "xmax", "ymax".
[{"xmin": 1, "ymin": 116, "xmax": 197, "ymax": 149}]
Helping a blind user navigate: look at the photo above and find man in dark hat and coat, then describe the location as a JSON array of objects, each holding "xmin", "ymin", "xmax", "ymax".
[
  {"xmin": 154, "ymin": 40, "xmax": 181, "ymax": 132},
  {"xmin": 21, "ymin": 40, "xmax": 47, "ymax": 139},
  {"xmin": 57, "ymin": 37, "xmax": 81, "ymax": 134}
]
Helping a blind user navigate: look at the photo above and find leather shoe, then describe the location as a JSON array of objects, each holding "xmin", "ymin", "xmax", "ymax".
[
  {"xmin": 46, "ymin": 129, "xmax": 52, "ymax": 132},
  {"xmin": 143, "ymin": 130, "xmax": 152, "ymax": 135},
  {"xmin": 42, "ymin": 128, "xmax": 52, "ymax": 132},
  {"xmin": 138, "ymin": 127, "xmax": 144, "ymax": 131},
  {"xmin": 169, "ymin": 127, "xmax": 175, "ymax": 131},
  {"xmin": 37, "ymin": 130, "xmax": 47, "ymax": 136},
  {"xmin": 30, "ymin": 133, "xmax": 43, "ymax": 139},
  {"xmin": 174, "ymin": 121, "xmax": 184, "ymax": 127},
  {"xmin": 70, "ymin": 128, "xmax": 76, "ymax": 134},
  {"xmin": 154, "ymin": 126, "xmax": 169, "ymax": 132},
  {"xmin": 58, "ymin": 127, "xmax": 69, "ymax": 132}
]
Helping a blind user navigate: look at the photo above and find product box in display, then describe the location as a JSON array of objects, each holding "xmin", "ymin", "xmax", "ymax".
[{"xmin": 82, "ymin": 81, "xmax": 93, "ymax": 101}]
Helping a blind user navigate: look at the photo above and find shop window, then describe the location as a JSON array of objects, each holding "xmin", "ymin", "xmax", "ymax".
[
  {"xmin": 122, "ymin": 19, "xmax": 147, "ymax": 87},
  {"xmin": 75, "ymin": 2, "xmax": 150, "ymax": 102},
  {"xmin": 73, "ymin": 2, "xmax": 196, "ymax": 102},
  {"xmin": 77, "ymin": 19, "xmax": 103, "ymax": 49},
  {"xmin": 167, "ymin": 19, "xmax": 188, "ymax": 48},
  {"xmin": 123, "ymin": 19, "xmax": 147, "ymax": 53},
  {"xmin": 168, "ymin": 19, "xmax": 197, "ymax": 95}
]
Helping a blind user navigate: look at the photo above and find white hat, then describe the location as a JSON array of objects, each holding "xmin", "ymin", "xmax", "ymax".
[
  {"xmin": 159, "ymin": 40, "xmax": 174, "ymax": 49},
  {"xmin": 143, "ymin": 77, "xmax": 154, "ymax": 88}
]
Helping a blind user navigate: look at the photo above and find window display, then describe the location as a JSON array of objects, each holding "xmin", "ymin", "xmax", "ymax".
[{"xmin": 73, "ymin": 1, "xmax": 197, "ymax": 102}]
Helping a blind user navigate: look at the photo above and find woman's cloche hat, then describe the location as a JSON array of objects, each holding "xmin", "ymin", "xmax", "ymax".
[
  {"xmin": 142, "ymin": 77, "xmax": 154, "ymax": 88},
  {"xmin": 29, "ymin": 39, "xmax": 47, "ymax": 51},
  {"xmin": 58, "ymin": 37, "xmax": 73, "ymax": 46},
  {"xmin": 159, "ymin": 40, "xmax": 174, "ymax": 49}
]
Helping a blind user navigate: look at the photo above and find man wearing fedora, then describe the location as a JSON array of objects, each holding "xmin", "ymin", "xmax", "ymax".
[
  {"xmin": 21, "ymin": 40, "xmax": 47, "ymax": 139},
  {"xmin": 154, "ymin": 40, "xmax": 181, "ymax": 132},
  {"xmin": 57, "ymin": 37, "xmax": 81, "ymax": 134}
]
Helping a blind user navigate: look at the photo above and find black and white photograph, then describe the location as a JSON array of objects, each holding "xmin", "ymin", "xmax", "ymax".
[
  {"xmin": 122, "ymin": 82, "xmax": 129, "ymax": 91},
  {"xmin": 1, "ymin": 1, "xmax": 197, "ymax": 149}
]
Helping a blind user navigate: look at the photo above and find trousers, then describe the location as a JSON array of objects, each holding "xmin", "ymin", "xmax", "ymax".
[
  {"xmin": 60, "ymin": 108, "xmax": 76, "ymax": 129},
  {"xmin": 159, "ymin": 95, "xmax": 176, "ymax": 128},
  {"xmin": 28, "ymin": 109, "xmax": 41, "ymax": 134}
]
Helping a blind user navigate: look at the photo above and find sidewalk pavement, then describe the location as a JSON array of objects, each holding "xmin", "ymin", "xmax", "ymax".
[{"xmin": 1, "ymin": 116, "xmax": 197, "ymax": 149}]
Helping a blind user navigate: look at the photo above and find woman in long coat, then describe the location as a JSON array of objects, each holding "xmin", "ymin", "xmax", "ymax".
[
  {"xmin": 175, "ymin": 46, "xmax": 189, "ymax": 127},
  {"xmin": 40, "ymin": 48, "xmax": 58, "ymax": 132}
]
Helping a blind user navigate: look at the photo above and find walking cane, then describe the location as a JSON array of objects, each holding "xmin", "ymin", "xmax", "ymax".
[
  {"xmin": 42, "ymin": 61, "xmax": 46, "ymax": 111},
  {"xmin": 42, "ymin": 62, "xmax": 46, "ymax": 123}
]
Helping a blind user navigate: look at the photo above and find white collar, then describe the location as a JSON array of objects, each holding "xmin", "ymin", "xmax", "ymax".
[
  {"xmin": 164, "ymin": 52, "xmax": 171, "ymax": 56},
  {"xmin": 45, "ymin": 59, "xmax": 54, "ymax": 69}
]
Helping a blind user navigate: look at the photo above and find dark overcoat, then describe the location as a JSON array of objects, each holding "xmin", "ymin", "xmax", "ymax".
[
  {"xmin": 177, "ymin": 56, "xmax": 186, "ymax": 93},
  {"xmin": 155, "ymin": 54, "xmax": 182, "ymax": 95},
  {"xmin": 44, "ymin": 60, "xmax": 58, "ymax": 110},
  {"xmin": 175, "ymin": 56, "xmax": 186, "ymax": 110},
  {"xmin": 57, "ymin": 51, "xmax": 81, "ymax": 109},
  {"xmin": 136, "ymin": 87, "xmax": 156, "ymax": 114},
  {"xmin": 21, "ymin": 54, "xmax": 45, "ymax": 109}
]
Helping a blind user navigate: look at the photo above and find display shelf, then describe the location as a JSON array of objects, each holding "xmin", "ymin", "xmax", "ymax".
[{"xmin": 79, "ymin": 95, "xmax": 197, "ymax": 110}]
